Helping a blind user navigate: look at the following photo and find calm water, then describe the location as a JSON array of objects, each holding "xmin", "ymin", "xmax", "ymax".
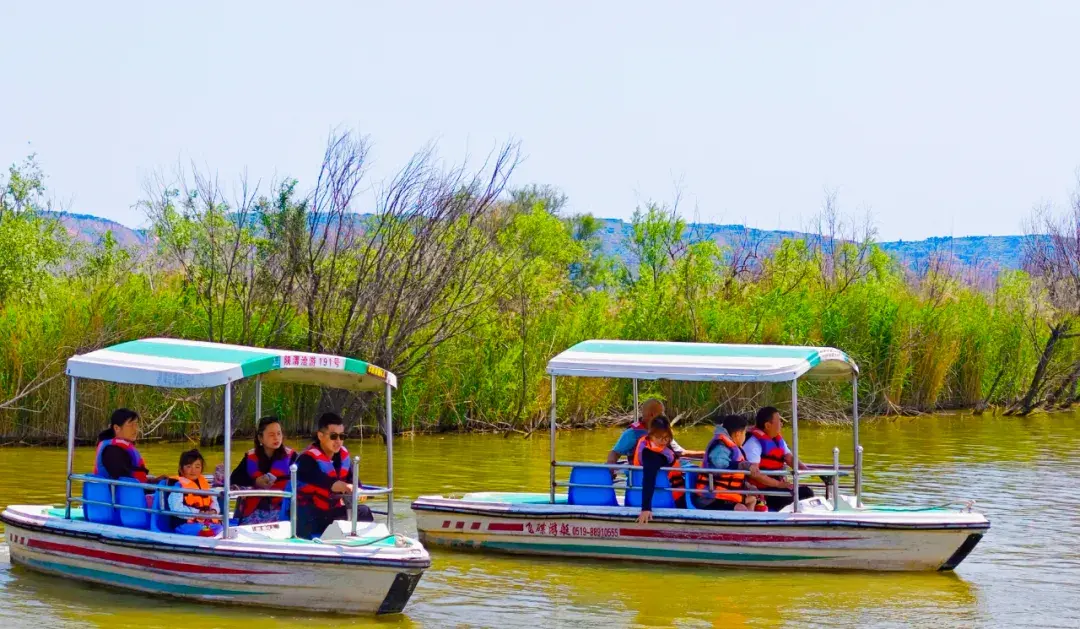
[{"xmin": 2, "ymin": 413, "xmax": 1079, "ymax": 628}]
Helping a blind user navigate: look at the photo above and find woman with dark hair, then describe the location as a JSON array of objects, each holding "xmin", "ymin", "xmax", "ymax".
[
  {"xmin": 294, "ymin": 412, "xmax": 372, "ymax": 539},
  {"xmin": 94, "ymin": 408, "xmax": 156, "ymax": 484},
  {"xmin": 229, "ymin": 416, "xmax": 297, "ymax": 524}
]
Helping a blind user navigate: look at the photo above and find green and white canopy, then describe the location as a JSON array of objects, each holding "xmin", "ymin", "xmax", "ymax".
[
  {"xmin": 66, "ymin": 338, "xmax": 397, "ymax": 391},
  {"xmin": 546, "ymin": 340, "xmax": 858, "ymax": 382}
]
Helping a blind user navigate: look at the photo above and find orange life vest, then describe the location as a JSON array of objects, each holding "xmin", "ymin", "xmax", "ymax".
[
  {"xmin": 695, "ymin": 432, "xmax": 748, "ymax": 505},
  {"xmin": 169, "ymin": 475, "xmax": 214, "ymax": 524},
  {"xmin": 631, "ymin": 435, "xmax": 685, "ymax": 501}
]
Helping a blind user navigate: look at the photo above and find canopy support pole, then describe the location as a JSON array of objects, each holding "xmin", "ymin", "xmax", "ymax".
[
  {"xmin": 853, "ymin": 375, "xmax": 861, "ymax": 507},
  {"xmin": 632, "ymin": 378, "xmax": 639, "ymax": 423},
  {"xmin": 222, "ymin": 382, "xmax": 232, "ymax": 539},
  {"xmin": 255, "ymin": 376, "xmax": 262, "ymax": 422},
  {"xmin": 64, "ymin": 376, "xmax": 77, "ymax": 520},
  {"xmin": 385, "ymin": 382, "xmax": 395, "ymax": 535},
  {"xmin": 550, "ymin": 375, "xmax": 557, "ymax": 504},
  {"xmin": 791, "ymin": 379, "xmax": 800, "ymax": 514},
  {"xmin": 351, "ymin": 455, "xmax": 361, "ymax": 536}
]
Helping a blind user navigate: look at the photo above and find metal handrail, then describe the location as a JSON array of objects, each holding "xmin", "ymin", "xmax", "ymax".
[
  {"xmin": 68, "ymin": 471, "xmax": 302, "ymax": 537},
  {"xmin": 69, "ymin": 474, "xmax": 222, "ymax": 497},
  {"xmin": 78, "ymin": 497, "xmax": 226, "ymax": 521},
  {"xmin": 555, "ymin": 455, "xmax": 854, "ymax": 508},
  {"xmin": 552, "ymin": 481, "xmax": 795, "ymax": 498},
  {"xmin": 552, "ymin": 461, "xmax": 851, "ymax": 478}
]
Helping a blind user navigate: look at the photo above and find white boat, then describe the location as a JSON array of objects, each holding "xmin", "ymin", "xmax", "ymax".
[
  {"xmin": 412, "ymin": 340, "xmax": 989, "ymax": 572},
  {"xmin": 1, "ymin": 338, "xmax": 430, "ymax": 614}
]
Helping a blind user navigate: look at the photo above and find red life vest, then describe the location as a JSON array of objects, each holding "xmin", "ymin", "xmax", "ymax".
[
  {"xmin": 93, "ymin": 438, "xmax": 148, "ymax": 483},
  {"xmin": 695, "ymin": 431, "xmax": 748, "ymax": 505},
  {"xmin": 631, "ymin": 435, "xmax": 684, "ymax": 501},
  {"xmin": 296, "ymin": 444, "xmax": 351, "ymax": 512},
  {"xmin": 236, "ymin": 446, "xmax": 296, "ymax": 519},
  {"xmin": 747, "ymin": 428, "xmax": 788, "ymax": 489},
  {"xmin": 168, "ymin": 475, "xmax": 215, "ymax": 524}
]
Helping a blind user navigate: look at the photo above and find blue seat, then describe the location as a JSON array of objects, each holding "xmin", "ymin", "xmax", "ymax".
[
  {"xmin": 683, "ymin": 466, "xmax": 700, "ymax": 510},
  {"xmin": 82, "ymin": 476, "xmax": 118, "ymax": 525},
  {"xmin": 277, "ymin": 480, "xmax": 293, "ymax": 521},
  {"xmin": 116, "ymin": 476, "xmax": 151, "ymax": 529},
  {"xmin": 150, "ymin": 481, "xmax": 174, "ymax": 533},
  {"xmin": 625, "ymin": 469, "xmax": 676, "ymax": 509},
  {"xmin": 568, "ymin": 467, "xmax": 618, "ymax": 507}
]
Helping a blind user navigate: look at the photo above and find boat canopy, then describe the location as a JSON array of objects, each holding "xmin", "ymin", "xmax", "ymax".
[
  {"xmin": 546, "ymin": 340, "xmax": 858, "ymax": 382},
  {"xmin": 66, "ymin": 338, "xmax": 397, "ymax": 391}
]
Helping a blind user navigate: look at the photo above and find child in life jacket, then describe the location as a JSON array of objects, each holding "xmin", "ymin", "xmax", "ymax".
[
  {"xmin": 693, "ymin": 414, "xmax": 762, "ymax": 511},
  {"xmin": 167, "ymin": 449, "xmax": 222, "ymax": 536}
]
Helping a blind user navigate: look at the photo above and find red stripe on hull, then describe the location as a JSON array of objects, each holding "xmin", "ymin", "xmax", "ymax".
[
  {"xmin": 617, "ymin": 528, "xmax": 855, "ymax": 543},
  {"xmin": 486, "ymin": 523, "xmax": 524, "ymax": 532},
  {"xmin": 28, "ymin": 539, "xmax": 284, "ymax": 575}
]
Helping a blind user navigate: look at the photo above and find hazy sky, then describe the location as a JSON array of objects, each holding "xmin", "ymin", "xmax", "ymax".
[{"xmin": 3, "ymin": 2, "xmax": 1079, "ymax": 239}]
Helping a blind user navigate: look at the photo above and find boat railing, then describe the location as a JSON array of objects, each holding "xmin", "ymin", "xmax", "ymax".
[
  {"xmin": 553, "ymin": 446, "xmax": 855, "ymax": 511},
  {"xmin": 68, "ymin": 458, "xmax": 388, "ymax": 539},
  {"xmin": 68, "ymin": 467, "xmax": 300, "ymax": 535}
]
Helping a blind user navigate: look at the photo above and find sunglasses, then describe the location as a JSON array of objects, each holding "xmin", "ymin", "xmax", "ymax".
[{"xmin": 323, "ymin": 432, "xmax": 346, "ymax": 441}]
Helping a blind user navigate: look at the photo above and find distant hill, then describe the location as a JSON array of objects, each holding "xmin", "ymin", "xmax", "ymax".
[
  {"xmin": 594, "ymin": 218, "xmax": 1025, "ymax": 271},
  {"xmin": 47, "ymin": 212, "xmax": 1027, "ymax": 270},
  {"xmin": 42, "ymin": 212, "xmax": 148, "ymax": 248}
]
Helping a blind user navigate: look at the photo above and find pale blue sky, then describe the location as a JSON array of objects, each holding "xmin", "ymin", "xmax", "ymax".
[{"xmin": 3, "ymin": 1, "xmax": 1079, "ymax": 239}]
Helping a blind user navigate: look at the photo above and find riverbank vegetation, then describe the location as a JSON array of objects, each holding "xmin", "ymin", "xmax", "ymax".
[{"xmin": 1, "ymin": 133, "xmax": 1077, "ymax": 444}]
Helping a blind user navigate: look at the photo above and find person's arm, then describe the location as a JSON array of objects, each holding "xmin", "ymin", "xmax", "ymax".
[
  {"xmin": 783, "ymin": 448, "xmax": 811, "ymax": 471},
  {"xmin": 230, "ymin": 459, "xmax": 253, "ymax": 487},
  {"xmin": 743, "ymin": 440, "xmax": 789, "ymax": 489},
  {"xmin": 167, "ymin": 489, "xmax": 199, "ymax": 515},
  {"xmin": 674, "ymin": 440, "xmax": 705, "ymax": 458},
  {"xmin": 101, "ymin": 446, "xmax": 130, "ymax": 479},
  {"xmin": 101, "ymin": 445, "xmax": 149, "ymax": 483},
  {"xmin": 296, "ymin": 455, "xmax": 337, "ymax": 490},
  {"xmin": 610, "ymin": 431, "xmax": 637, "ymax": 461},
  {"xmin": 748, "ymin": 463, "xmax": 791, "ymax": 489},
  {"xmin": 639, "ymin": 448, "xmax": 666, "ymax": 513}
]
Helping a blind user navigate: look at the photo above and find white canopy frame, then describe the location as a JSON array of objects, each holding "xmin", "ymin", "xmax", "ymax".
[
  {"xmin": 63, "ymin": 338, "xmax": 399, "ymax": 538},
  {"xmin": 546, "ymin": 340, "xmax": 862, "ymax": 513}
]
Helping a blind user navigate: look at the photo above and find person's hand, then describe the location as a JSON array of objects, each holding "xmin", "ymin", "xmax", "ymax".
[
  {"xmin": 254, "ymin": 473, "xmax": 275, "ymax": 489},
  {"xmin": 636, "ymin": 510, "xmax": 653, "ymax": 524},
  {"xmin": 331, "ymin": 481, "xmax": 353, "ymax": 494},
  {"xmin": 779, "ymin": 480, "xmax": 794, "ymax": 490},
  {"xmin": 744, "ymin": 495, "xmax": 758, "ymax": 510}
]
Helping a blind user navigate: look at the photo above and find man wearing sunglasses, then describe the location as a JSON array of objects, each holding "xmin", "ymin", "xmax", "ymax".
[{"xmin": 294, "ymin": 412, "xmax": 373, "ymax": 539}]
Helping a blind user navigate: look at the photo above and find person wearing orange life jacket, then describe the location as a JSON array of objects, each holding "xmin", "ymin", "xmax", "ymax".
[
  {"xmin": 634, "ymin": 416, "xmax": 685, "ymax": 523},
  {"xmin": 692, "ymin": 414, "xmax": 759, "ymax": 511},
  {"xmin": 606, "ymin": 399, "xmax": 703, "ymax": 469},
  {"xmin": 166, "ymin": 449, "xmax": 222, "ymax": 536},
  {"xmin": 744, "ymin": 406, "xmax": 814, "ymax": 512},
  {"xmin": 93, "ymin": 408, "xmax": 156, "ymax": 486},
  {"xmin": 229, "ymin": 416, "xmax": 298, "ymax": 524},
  {"xmin": 294, "ymin": 412, "xmax": 373, "ymax": 540}
]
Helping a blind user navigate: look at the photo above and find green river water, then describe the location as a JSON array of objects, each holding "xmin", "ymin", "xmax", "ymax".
[{"xmin": 2, "ymin": 413, "xmax": 1079, "ymax": 628}]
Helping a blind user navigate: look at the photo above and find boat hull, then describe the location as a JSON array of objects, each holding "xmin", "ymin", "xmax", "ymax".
[
  {"xmin": 2, "ymin": 506, "xmax": 428, "ymax": 614},
  {"xmin": 412, "ymin": 494, "xmax": 988, "ymax": 572}
]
